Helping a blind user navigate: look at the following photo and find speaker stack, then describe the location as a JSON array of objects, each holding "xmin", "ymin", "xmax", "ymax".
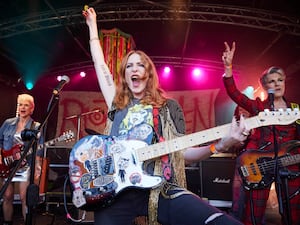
[{"xmin": 186, "ymin": 153, "xmax": 236, "ymax": 208}]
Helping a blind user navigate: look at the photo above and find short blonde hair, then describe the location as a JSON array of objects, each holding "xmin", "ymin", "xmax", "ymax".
[
  {"xmin": 17, "ymin": 94, "xmax": 35, "ymax": 115},
  {"xmin": 259, "ymin": 66, "xmax": 285, "ymax": 89}
]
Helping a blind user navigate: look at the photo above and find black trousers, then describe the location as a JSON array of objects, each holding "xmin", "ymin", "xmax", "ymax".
[{"xmin": 94, "ymin": 188, "xmax": 243, "ymax": 225}]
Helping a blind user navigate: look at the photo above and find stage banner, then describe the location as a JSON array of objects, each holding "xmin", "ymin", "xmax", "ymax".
[
  {"xmin": 55, "ymin": 89, "xmax": 219, "ymax": 146},
  {"xmin": 100, "ymin": 28, "xmax": 136, "ymax": 83}
]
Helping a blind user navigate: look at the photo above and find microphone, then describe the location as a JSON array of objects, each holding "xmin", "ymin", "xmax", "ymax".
[
  {"xmin": 53, "ymin": 75, "xmax": 70, "ymax": 95},
  {"xmin": 267, "ymin": 89, "xmax": 275, "ymax": 111}
]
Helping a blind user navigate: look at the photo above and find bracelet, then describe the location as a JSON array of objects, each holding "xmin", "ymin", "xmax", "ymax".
[
  {"xmin": 90, "ymin": 37, "xmax": 99, "ymax": 42},
  {"xmin": 209, "ymin": 143, "xmax": 218, "ymax": 154},
  {"xmin": 224, "ymin": 64, "xmax": 232, "ymax": 69}
]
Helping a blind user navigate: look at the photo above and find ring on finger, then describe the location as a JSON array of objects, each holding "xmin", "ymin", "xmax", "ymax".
[{"xmin": 242, "ymin": 131, "xmax": 249, "ymax": 136}]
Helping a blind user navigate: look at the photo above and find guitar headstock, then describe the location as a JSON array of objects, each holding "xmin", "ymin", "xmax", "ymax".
[
  {"xmin": 59, "ymin": 130, "xmax": 75, "ymax": 143},
  {"xmin": 255, "ymin": 108, "xmax": 300, "ymax": 127}
]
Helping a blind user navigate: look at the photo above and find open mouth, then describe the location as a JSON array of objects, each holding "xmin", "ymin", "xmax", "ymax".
[{"xmin": 131, "ymin": 75, "xmax": 139, "ymax": 81}]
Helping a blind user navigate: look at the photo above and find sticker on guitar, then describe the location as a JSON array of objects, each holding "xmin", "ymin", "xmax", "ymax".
[
  {"xmin": 0, "ymin": 130, "xmax": 74, "ymax": 178},
  {"xmin": 68, "ymin": 108, "xmax": 300, "ymax": 209}
]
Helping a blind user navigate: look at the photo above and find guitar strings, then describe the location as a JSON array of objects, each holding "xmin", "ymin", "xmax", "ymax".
[{"xmin": 244, "ymin": 154, "xmax": 299, "ymax": 176}]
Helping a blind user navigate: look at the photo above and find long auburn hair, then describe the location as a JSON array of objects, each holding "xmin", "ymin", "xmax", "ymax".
[{"xmin": 113, "ymin": 50, "xmax": 167, "ymax": 109}]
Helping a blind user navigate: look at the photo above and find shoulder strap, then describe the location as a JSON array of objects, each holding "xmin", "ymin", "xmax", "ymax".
[
  {"xmin": 152, "ymin": 107, "xmax": 163, "ymax": 141},
  {"xmin": 153, "ymin": 107, "xmax": 172, "ymax": 181},
  {"xmin": 30, "ymin": 120, "xmax": 39, "ymax": 130}
]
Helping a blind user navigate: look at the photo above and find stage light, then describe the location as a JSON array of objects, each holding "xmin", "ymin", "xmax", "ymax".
[
  {"xmin": 57, "ymin": 75, "xmax": 69, "ymax": 81},
  {"xmin": 190, "ymin": 68, "xmax": 205, "ymax": 83},
  {"xmin": 243, "ymin": 86, "xmax": 254, "ymax": 99},
  {"xmin": 164, "ymin": 66, "xmax": 171, "ymax": 73},
  {"xmin": 192, "ymin": 68, "xmax": 202, "ymax": 77},
  {"xmin": 162, "ymin": 66, "xmax": 171, "ymax": 79},
  {"xmin": 57, "ymin": 75, "xmax": 62, "ymax": 81},
  {"xmin": 25, "ymin": 81, "xmax": 34, "ymax": 90},
  {"xmin": 80, "ymin": 71, "xmax": 86, "ymax": 78}
]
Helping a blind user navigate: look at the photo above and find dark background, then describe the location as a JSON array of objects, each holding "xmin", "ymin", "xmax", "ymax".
[{"xmin": 1, "ymin": 0, "xmax": 300, "ymax": 138}]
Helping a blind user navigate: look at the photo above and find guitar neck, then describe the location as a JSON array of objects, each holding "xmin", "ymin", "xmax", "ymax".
[
  {"xmin": 137, "ymin": 114, "xmax": 288, "ymax": 161},
  {"xmin": 37, "ymin": 137, "xmax": 63, "ymax": 151},
  {"xmin": 137, "ymin": 123, "xmax": 230, "ymax": 161},
  {"xmin": 136, "ymin": 109, "xmax": 300, "ymax": 161},
  {"xmin": 281, "ymin": 154, "xmax": 300, "ymax": 167}
]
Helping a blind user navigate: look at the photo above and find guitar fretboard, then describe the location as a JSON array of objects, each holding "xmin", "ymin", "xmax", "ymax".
[
  {"xmin": 136, "ymin": 111, "xmax": 300, "ymax": 162},
  {"xmin": 281, "ymin": 154, "xmax": 300, "ymax": 167}
]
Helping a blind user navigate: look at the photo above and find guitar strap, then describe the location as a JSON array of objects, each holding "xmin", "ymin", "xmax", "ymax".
[{"xmin": 153, "ymin": 107, "xmax": 172, "ymax": 181}]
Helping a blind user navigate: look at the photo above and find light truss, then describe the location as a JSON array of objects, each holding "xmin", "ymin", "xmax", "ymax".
[
  {"xmin": 0, "ymin": 2, "xmax": 300, "ymax": 39},
  {"xmin": 42, "ymin": 56, "xmax": 242, "ymax": 78}
]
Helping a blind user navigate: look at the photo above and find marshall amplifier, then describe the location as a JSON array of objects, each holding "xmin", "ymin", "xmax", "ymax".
[{"xmin": 186, "ymin": 154, "xmax": 236, "ymax": 208}]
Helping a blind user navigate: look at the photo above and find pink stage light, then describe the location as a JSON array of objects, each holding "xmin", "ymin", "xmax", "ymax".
[
  {"xmin": 162, "ymin": 66, "xmax": 171, "ymax": 79},
  {"xmin": 80, "ymin": 71, "xmax": 86, "ymax": 77},
  {"xmin": 164, "ymin": 66, "xmax": 171, "ymax": 73},
  {"xmin": 192, "ymin": 68, "xmax": 202, "ymax": 78},
  {"xmin": 57, "ymin": 75, "xmax": 62, "ymax": 81}
]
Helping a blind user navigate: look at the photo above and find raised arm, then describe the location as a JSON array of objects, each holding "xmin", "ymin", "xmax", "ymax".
[
  {"xmin": 82, "ymin": 7, "xmax": 116, "ymax": 109},
  {"xmin": 222, "ymin": 41, "xmax": 235, "ymax": 78}
]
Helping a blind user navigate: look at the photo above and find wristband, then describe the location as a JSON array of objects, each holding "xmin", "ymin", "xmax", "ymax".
[{"xmin": 209, "ymin": 143, "xmax": 218, "ymax": 154}]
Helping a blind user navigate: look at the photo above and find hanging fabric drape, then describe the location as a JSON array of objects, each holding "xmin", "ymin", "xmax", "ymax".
[{"xmin": 100, "ymin": 28, "xmax": 136, "ymax": 83}]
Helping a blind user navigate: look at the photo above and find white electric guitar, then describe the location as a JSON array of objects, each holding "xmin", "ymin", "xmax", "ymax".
[{"xmin": 68, "ymin": 109, "xmax": 299, "ymax": 209}]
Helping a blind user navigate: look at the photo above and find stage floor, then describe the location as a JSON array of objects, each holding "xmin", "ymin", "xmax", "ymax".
[{"xmin": 1, "ymin": 201, "xmax": 282, "ymax": 225}]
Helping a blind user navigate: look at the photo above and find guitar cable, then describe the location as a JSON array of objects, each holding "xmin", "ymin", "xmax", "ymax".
[{"xmin": 63, "ymin": 175, "xmax": 86, "ymax": 223}]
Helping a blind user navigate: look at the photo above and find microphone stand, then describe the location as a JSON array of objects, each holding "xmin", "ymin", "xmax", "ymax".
[
  {"xmin": 271, "ymin": 102, "xmax": 292, "ymax": 225},
  {"xmin": 25, "ymin": 92, "xmax": 61, "ymax": 225},
  {"xmin": 64, "ymin": 108, "xmax": 103, "ymax": 141}
]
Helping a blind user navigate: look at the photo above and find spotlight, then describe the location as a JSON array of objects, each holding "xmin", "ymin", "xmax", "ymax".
[
  {"xmin": 192, "ymin": 68, "xmax": 202, "ymax": 77},
  {"xmin": 80, "ymin": 71, "xmax": 86, "ymax": 78},
  {"xmin": 25, "ymin": 82, "xmax": 34, "ymax": 90},
  {"xmin": 164, "ymin": 66, "xmax": 171, "ymax": 73}
]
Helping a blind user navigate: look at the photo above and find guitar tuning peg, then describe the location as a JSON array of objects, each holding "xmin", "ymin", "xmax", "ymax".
[
  {"xmin": 286, "ymin": 108, "xmax": 291, "ymax": 113},
  {"xmin": 264, "ymin": 109, "xmax": 270, "ymax": 114}
]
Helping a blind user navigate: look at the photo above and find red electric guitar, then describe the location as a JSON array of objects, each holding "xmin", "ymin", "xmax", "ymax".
[{"xmin": 0, "ymin": 130, "xmax": 74, "ymax": 178}]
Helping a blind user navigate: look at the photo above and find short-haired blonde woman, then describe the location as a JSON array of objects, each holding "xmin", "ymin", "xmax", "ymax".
[{"xmin": 0, "ymin": 93, "xmax": 40, "ymax": 225}]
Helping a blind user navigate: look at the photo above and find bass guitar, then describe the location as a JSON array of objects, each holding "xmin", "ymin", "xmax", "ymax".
[
  {"xmin": 68, "ymin": 108, "xmax": 300, "ymax": 209},
  {"xmin": 238, "ymin": 140, "xmax": 300, "ymax": 190},
  {"xmin": 0, "ymin": 130, "xmax": 74, "ymax": 178}
]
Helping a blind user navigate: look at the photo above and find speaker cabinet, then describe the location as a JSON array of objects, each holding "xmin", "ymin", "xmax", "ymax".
[{"xmin": 186, "ymin": 155, "xmax": 236, "ymax": 207}]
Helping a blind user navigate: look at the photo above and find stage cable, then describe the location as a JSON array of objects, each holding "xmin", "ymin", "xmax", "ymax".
[{"xmin": 63, "ymin": 175, "xmax": 86, "ymax": 223}]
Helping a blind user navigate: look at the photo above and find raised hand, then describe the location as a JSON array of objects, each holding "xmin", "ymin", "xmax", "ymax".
[
  {"xmin": 82, "ymin": 7, "xmax": 97, "ymax": 27},
  {"xmin": 222, "ymin": 41, "xmax": 235, "ymax": 67}
]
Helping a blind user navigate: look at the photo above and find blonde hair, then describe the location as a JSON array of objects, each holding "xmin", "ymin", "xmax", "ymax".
[{"xmin": 17, "ymin": 94, "xmax": 35, "ymax": 116}]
